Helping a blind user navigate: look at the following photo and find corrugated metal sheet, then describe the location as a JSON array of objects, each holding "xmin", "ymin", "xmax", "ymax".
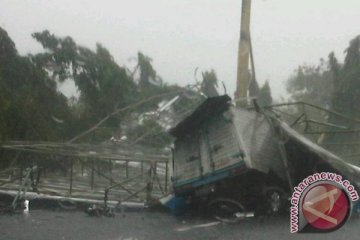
[
  {"xmin": 199, "ymin": 132, "xmax": 212, "ymax": 175},
  {"xmin": 232, "ymin": 108, "xmax": 285, "ymax": 179},
  {"xmin": 174, "ymin": 112, "xmax": 246, "ymax": 182},
  {"xmin": 205, "ymin": 114, "xmax": 244, "ymax": 172},
  {"xmin": 173, "ymin": 132, "xmax": 202, "ymax": 181}
]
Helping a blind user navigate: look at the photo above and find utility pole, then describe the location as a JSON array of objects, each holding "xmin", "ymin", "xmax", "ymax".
[{"xmin": 235, "ymin": 0, "xmax": 252, "ymax": 105}]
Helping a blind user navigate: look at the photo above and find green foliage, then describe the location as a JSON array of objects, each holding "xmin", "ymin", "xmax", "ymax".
[
  {"xmin": 286, "ymin": 60, "xmax": 333, "ymax": 108},
  {"xmin": 331, "ymin": 36, "xmax": 360, "ymax": 120},
  {"xmin": 32, "ymin": 31, "xmax": 137, "ymax": 119},
  {"xmin": 136, "ymin": 52, "xmax": 158, "ymax": 92},
  {"xmin": 31, "ymin": 31, "xmax": 143, "ymax": 141},
  {"xmin": 326, "ymin": 36, "xmax": 360, "ymax": 160},
  {"xmin": 286, "ymin": 35, "xmax": 360, "ymax": 163},
  {"xmin": 201, "ymin": 69, "xmax": 219, "ymax": 97},
  {"xmin": 257, "ymin": 81, "xmax": 272, "ymax": 107},
  {"xmin": 0, "ymin": 27, "xmax": 207, "ymax": 148},
  {"xmin": 286, "ymin": 35, "xmax": 360, "ymax": 120},
  {"xmin": 285, "ymin": 60, "xmax": 334, "ymax": 132},
  {"xmin": 0, "ymin": 27, "xmax": 72, "ymax": 142},
  {"xmin": 131, "ymin": 51, "xmax": 181, "ymax": 113}
]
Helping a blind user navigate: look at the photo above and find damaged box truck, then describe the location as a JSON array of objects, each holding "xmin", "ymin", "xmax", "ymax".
[{"xmin": 165, "ymin": 95, "xmax": 360, "ymax": 222}]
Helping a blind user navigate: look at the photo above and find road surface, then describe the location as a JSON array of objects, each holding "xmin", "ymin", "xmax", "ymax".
[{"xmin": 1, "ymin": 208, "xmax": 360, "ymax": 240}]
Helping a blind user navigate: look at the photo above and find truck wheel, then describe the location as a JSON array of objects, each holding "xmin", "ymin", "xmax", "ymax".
[
  {"xmin": 207, "ymin": 198, "xmax": 245, "ymax": 223},
  {"xmin": 264, "ymin": 187, "xmax": 284, "ymax": 215}
]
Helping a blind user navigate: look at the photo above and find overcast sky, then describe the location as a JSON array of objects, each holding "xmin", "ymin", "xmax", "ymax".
[{"xmin": 1, "ymin": 0, "xmax": 359, "ymax": 100}]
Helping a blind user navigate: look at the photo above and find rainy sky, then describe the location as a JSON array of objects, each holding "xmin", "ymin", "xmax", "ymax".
[{"xmin": 1, "ymin": 0, "xmax": 359, "ymax": 100}]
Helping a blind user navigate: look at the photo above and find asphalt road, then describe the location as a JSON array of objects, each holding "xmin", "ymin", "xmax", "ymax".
[{"xmin": 1, "ymin": 208, "xmax": 360, "ymax": 240}]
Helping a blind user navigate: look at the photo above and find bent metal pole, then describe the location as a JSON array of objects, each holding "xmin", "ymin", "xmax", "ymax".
[{"xmin": 235, "ymin": 0, "xmax": 252, "ymax": 104}]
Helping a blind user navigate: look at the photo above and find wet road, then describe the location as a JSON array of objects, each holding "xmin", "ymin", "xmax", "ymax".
[{"xmin": 0, "ymin": 209, "xmax": 359, "ymax": 240}]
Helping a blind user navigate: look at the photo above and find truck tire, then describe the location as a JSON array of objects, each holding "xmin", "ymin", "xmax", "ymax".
[
  {"xmin": 263, "ymin": 187, "xmax": 285, "ymax": 215},
  {"xmin": 207, "ymin": 197, "xmax": 245, "ymax": 223}
]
